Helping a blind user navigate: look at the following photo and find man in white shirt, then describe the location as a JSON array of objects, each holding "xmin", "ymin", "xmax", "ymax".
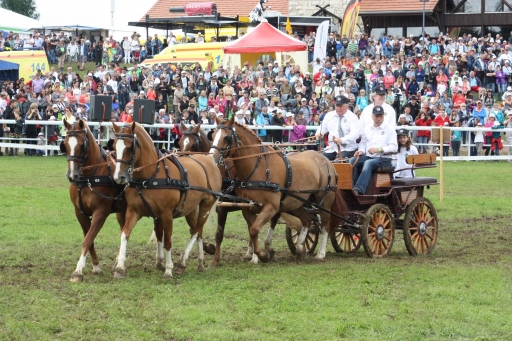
[
  {"xmin": 349, "ymin": 105, "xmax": 398, "ymax": 195},
  {"xmin": 359, "ymin": 85, "xmax": 396, "ymax": 131},
  {"xmin": 317, "ymin": 96, "xmax": 360, "ymax": 160}
]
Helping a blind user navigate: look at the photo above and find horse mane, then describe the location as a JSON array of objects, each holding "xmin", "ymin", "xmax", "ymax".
[
  {"xmin": 133, "ymin": 123, "xmax": 156, "ymax": 151},
  {"xmin": 233, "ymin": 121, "xmax": 262, "ymax": 144}
]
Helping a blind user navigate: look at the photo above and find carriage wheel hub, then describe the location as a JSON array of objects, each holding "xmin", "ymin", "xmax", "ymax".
[
  {"xmin": 419, "ymin": 222, "xmax": 427, "ymax": 236},
  {"xmin": 376, "ymin": 225, "xmax": 385, "ymax": 240}
]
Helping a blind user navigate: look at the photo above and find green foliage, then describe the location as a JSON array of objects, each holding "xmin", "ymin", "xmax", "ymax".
[
  {"xmin": 0, "ymin": 0, "xmax": 40, "ymax": 20},
  {"xmin": 1, "ymin": 158, "xmax": 512, "ymax": 340}
]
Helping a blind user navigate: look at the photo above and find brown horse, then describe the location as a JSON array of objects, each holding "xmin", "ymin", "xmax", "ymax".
[
  {"xmin": 177, "ymin": 122, "xmax": 281, "ymax": 265},
  {"xmin": 209, "ymin": 116, "xmax": 337, "ymax": 262},
  {"xmin": 61, "ymin": 118, "xmax": 158, "ymax": 282},
  {"xmin": 111, "ymin": 122, "xmax": 222, "ymax": 278}
]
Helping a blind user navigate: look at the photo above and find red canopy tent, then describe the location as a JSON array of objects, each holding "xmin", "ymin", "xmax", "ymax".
[{"xmin": 223, "ymin": 22, "xmax": 307, "ymax": 54}]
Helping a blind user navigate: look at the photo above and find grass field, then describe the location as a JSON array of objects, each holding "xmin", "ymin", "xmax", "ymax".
[{"xmin": 0, "ymin": 157, "xmax": 511, "ymax": 340}]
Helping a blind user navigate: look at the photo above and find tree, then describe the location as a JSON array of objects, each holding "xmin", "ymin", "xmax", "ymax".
[{"xmin": 0, "ymin": 0, "xmax": 40, "ymax": 20}]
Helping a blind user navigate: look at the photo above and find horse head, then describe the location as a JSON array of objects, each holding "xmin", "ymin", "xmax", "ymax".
[
  {"xmin": 179, "ymin": 122, "xmax": 207, "ymax": 152},
  {"xmin": 209, "ymin": 115, "xmax": 238, "ymax": 165},
  {"xmin": 61, "ymin": 118, "xmax": 90, "ymax": 182},
  {"xmin": 111, "ymin": 121, "xmax": 140, "ymax": 185}
]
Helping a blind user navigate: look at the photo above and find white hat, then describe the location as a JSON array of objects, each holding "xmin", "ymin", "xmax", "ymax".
[
  {"xmin": 301, "ymin": 98, "xmax": 307, "ymax": 101},
  {"xmin": 507, "ymin": 86, "xmax": 512, "ymax": 91},
  {"xmin": 216, "ymin": 112, "xmax": 224, "ymax": 117},
  {"xmin": 87, "ymin": 73, "xmax": 93, "ymax": 76},
  {"xmin": 121, "ymin": 73, "xmax": 126, "ymax": 77},
  {"xmin": 140, "ymin": 90, "xmax": 145, "ymax": 94},
  {"xmin": 38, "ymin": 132, "xmax": 44, "ymax": 136},
  {"xmin": 52, "ymin": 104, "xmax": 58, "ymax": 109},
  {"xmin": 332, "ymin": 66, "xmax": 337, "ymax": 70},
  {"xmin": 305, "ymin": 72, "xmax": 310, "ymax": 75},
  {"xmin": 286, "ymin": 112, "xmax": 294, "ymax": 117},
  {"xmin": 209, "ymin": 108, "xmax": 216, "ymax": 113},
  {"xmin": 399, "ymin": 114, "xmax": 406, "ymax": 119},
  {"xmin": 489, "ymin": 113, "xmax": 496, "ymax": 118},
  {"xmin": 493, "ymin": 121, "xmax": 500, "ymax": 126},
  {"xmin": 449, "ymin": 57, "xmax": 454, "ymax": 61},
  {"xmin": 324, "ymin": 80, "xmax": 329, "ymax": 84},
  {"xmin": 199, "ymin": 72, "xmax": 204, "ymax": 75}
]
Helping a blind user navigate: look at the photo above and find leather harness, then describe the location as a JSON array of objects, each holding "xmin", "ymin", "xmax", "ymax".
[{"xmin": 63, "ymin": 126, "xmax": 125, "ymax": 218}]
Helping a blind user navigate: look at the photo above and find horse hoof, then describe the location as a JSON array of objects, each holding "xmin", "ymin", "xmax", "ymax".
[
  {"xmin": 163, "ymin": 271, "xmax": 173, "ymax": 279},
  {"xmin": 156, "ymin": 262, "xmax": 165, "ymax": 271},
  {"xmin": 92, "ymin": 268, "xmax": 103, "ymax": 275},
  {"xmin": 242, "ymin": 254, "xmax": 253, "ymax": 261},
  {"xmin": 203, "ymin": 243, "xmax": 216, "ymax": 255},
  {"xmin": 268, "ymin": 248, "xmax": 275, "ymax": 261},
  {"xmin": 197, "ymin": 264, "xmax": 205, "ymax": 273},
  {"xmin": 113, "ymin": 268, "xmax": 127, "ymax": 279},
  {"xmin": 70, "ymin": 272, "xmax": 83, "ymax": 282},
  {"xmin": 314, "ymin": 255, "xmax": 326, "ymax": 262},
  {"xmin": 174, "ymin": 264, "xmax": 186, "ymax": 275}
]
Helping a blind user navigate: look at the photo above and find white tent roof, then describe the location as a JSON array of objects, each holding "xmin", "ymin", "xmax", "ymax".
[{"xmin": 0, "ymin": 8, "xmax": 45, "ymax": 31}]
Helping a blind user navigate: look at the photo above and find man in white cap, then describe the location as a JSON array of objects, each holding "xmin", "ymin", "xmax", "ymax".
[
  {"xmin": 316, "ymin": 96, "xmax": 360, "ymax": 160},
  {"xmin": 360, "ymin": 85, "xmax": 396, "ymax": 130},
  {"xmin": 350, "ymin": 105, "xmax": 397, "ymax": 195}
]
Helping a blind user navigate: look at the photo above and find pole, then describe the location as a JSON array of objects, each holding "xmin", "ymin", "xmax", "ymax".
[
  {"xmin": 422, "ymin": 0, "xmax": 425, "ymax": 40},
  {"xmin": 439, "ymin": 126, "xmax": 444, "ymax": 203}
]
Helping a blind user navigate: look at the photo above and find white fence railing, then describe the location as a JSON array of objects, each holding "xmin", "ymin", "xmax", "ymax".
[{"xmin": 1, "ymin": 120, "xmax": 511, "ymax": 161}]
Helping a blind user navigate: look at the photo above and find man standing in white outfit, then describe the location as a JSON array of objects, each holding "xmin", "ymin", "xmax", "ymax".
[{"xmin": 359, "ymin": 85, "xmax": 396, "ymax": 130}]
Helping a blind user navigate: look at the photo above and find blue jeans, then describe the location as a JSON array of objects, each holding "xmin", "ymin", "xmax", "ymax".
[
  {"xmin": 417, "ymin": 136, "xmax": 428, "ymax": 154},
  {"xmin": 349, "ymin": 156, "xmax": 392, "ymax": 194},
  {"xmin": 49, "ymin": 49, "xmax": 57, "ymax": 63}
]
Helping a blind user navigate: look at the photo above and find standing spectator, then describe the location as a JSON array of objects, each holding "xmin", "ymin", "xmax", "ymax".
[
  {"xmin": 504, "ymin": 111, "xmax": 512, "ymax": 162},
  {"xmin": 451, "ymin": 121, "xmax": 462, "ymax": 158},
  {"xmin": 255, "ymin": 106, "xmax": 272, "ymax": 142}
]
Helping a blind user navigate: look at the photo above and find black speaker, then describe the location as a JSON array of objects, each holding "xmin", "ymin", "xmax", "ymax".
[
  {"xmin": 133, "ymin": 99, "xmax": 155, "ymax": 125},
  {"xmin": 90, "ymin": 95, "xmax": 112, "ymax": 122}
]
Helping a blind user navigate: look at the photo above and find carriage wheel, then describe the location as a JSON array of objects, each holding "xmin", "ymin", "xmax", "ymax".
[
  {"xmin": 403, "ymin": 198, "xmax": 438, "ymax": 256},
  {"xmin": 330, "ymin": 230, "xmax": 361, "ymax": 253},
  {"xmin": 285, "ymin": 224, "xmax": 319, "ymax": 255},
  {"xmin": 361, "ymin": 204, "xmax": 395, "ymax": 258}
]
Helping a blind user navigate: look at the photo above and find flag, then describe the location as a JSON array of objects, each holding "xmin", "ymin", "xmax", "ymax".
[
  {"xmin": 285, "ymin": 17, "xmax": 292, "ymax": 35},
  {"xmin": 313, "ymin": 20, "xmax": 330, "ymax": 62},
  {"xmin": 341, "ymin": 0, "xmax": 362, "ymax": 38}
]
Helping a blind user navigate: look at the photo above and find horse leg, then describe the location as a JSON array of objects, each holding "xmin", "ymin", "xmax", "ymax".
[
  {"xmin": 70, "ymin": 208, "xmax": 93, "ymax": 282},
  {"xmin": 244, "ymin": 206, "xmax": 277, "ymax": 264},
  {"xmin": 175, "ymin": 207, "xmax": 199, "ymax": 275},
  {"xmin": 314, "ymin": 193, "xmax": 335, "ymax": 261},
  {"xmin": 161, "ymin": 214, "xmax": 175, "ymax": 279},
  {"xmin": 264, "ymin": 213, "xmax": 281, "ymax": 253},
  {"xmin": 111, "ymin": 210, "xmax": 126, "ymax": 272},
  {"xmin": 113, "ymin": 208, "xmax": 140, "ymax": 279},
  {"xmin": 241, "ymin": 208, "xmax": 258, "ymax": 263},
  {"xmin": 286, "ymin": 207, "xmax": 313, "ymax": 261},
  {"xmin": 153, "ymin": 220, "xmax": 165, "ymax": 271},
  {"xmin": 211, "ymin": 206, "xmax": 228, "ymax": 267},
  {"xmin": 194, "ymin": 200, "xmax": 217, "ymax": 273}
]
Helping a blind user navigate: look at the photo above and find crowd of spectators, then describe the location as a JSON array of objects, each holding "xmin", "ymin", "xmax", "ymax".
[{"xmin": 1, "ymin": 29, "xmax": 512, "ymax": 160}]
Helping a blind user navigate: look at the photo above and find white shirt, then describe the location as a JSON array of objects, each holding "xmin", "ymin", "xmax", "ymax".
[
  {"xmin": 358, "ymin": 122, "xmax": 398, "ymax": 157},
  {"xmin": 320, "ymin": 109, "xmax": 360, "ymax": 153},
  {"xmin": 394, "ymin": 145, "xmax": 419, "ymax": 178},
  {"xmin": 359, "ymin": 102, "xmax": 396, "ymax": 132}
]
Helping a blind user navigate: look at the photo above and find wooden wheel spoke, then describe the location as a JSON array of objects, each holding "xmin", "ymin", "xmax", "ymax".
[
  {"xmin": 368, "ymin": 231, "xmax": 376, "ymax": 236},
  {"xmin": 425, "ymin": 216, "xmax": 434, "ymax": 225}
]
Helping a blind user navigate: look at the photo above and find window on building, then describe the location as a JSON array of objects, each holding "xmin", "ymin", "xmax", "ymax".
[
  {"xmin": 370, "ymin": 28, "xmax": 385, "ymax": 41},
  {"xmin": 485, "ymin": 0, "xmax": 512, "ymax": 11},
  {"xmin": 456, "ymin": 26, "xmax": 482, "ymax": 37},
  {"xmin": 387, "ymin": 27, "xmax": 402, "ymax": 39},
  {"xmin": 446, "ymin": 0, "xmax": 482, "ymax": 13}
]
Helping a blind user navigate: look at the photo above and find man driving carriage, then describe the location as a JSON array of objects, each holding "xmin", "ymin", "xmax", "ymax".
[{"xmin": 350, "ymin": 105, "xmax": 398, "ymax": 195}]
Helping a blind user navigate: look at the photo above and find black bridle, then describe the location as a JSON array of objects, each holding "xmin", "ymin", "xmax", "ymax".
[
  {"xmin": 114, "ymin": 132, "xmax": 140, "ymax": 175},
  {"xmin": 210, "ymin": 124, "xmax": 241, "ymax": 160},
  {"xmin": 182, "ymin": 130, "xmax": 202, "ymax": 152},
  {"xmin": 63, "ymin": 124, "xmax": 89, "ymax": 174}
]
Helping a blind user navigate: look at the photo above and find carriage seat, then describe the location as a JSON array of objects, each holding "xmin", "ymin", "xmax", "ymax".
[
  {"xmin": 391, "ymin": 177, "xmax": 438, "ymax": 186},
  {"xmin": 374, "ymin": 165, "xmax": 395, "ymax": 173}
]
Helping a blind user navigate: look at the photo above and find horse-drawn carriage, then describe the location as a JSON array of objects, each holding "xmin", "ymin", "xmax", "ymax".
[
  {"xmin": 287, "ymin": 153, "xmax": 439, "ymax": 259},
  {"xmin": 61, "ymin": 117, "xmax": 439, "ymax": 280}
]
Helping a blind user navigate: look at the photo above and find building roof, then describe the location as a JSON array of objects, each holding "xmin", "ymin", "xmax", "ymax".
[
  {"xmin": 140, "ymin": 0, "xmax": 289, "ymax": 22},
  {"xmin": 359, "ymin": 0, "xmax": 439, "ymax": 15}
]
